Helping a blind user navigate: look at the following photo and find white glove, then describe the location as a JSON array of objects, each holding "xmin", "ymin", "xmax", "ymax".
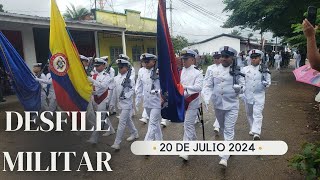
[
  {"xmin": 233, "ymin": 84, "xmax": 241, "ymax": 93},
  {"xmin": 35, "ymin": 77, "xmax": 40, "ymax": 82},
  {"xmin": 88, "ymin": 76, "xmax": 94, "ymax": 83},
  {"xmin": 262, "ymin": 80, "xmax": 269, "ymax": 87}
]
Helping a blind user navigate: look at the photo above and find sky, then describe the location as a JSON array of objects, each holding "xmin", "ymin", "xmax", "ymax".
[{"xmin": 0, "ymin": 0, "xmax": 274, "ymax": 42}]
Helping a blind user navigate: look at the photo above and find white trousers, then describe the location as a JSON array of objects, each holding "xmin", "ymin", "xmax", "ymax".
[
  {"xmin": 142, "ymin": 108, "xmax": 149, "ymax": 119},
  {"xmin": 47, "ymin": 98, "xmax": 57, "ymax": 112},
  {"xmin": 89, "ymin": 97, "xmax": 115, "ymax": 143},
  {"xmin": 114, "ymin": 109, "xmax": 138, "ymax": 145},
  {"xmin": 245, "ymin": 102, "xmax": 264, "ymax": 135},
  {"xmin": 295, "ymin": 60, "xmax": 300, "ymax": 69},
  {"xmin": 184, "ymin": 109, "xmax": 198, "ymax": 141},
  {"xmin": 144, "ymin": 108, "xmax": 163, "ymax": 141},
  {"xmin": 275, "ymin": 61, "xmax": 281, "ymax": 70},
  {"xmin": 41, "ymin": 93, "xmax": 48, "ymax": 111},
  {"xmin": 215, "ymin": 108, "xmax": 239, "ymax": 160}
]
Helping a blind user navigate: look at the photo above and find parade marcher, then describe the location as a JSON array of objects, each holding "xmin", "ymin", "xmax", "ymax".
[
  {"xmin": 241, "ymin": 49, "xmax": 271, "ymax": 140},
  {"xmin": 136, "ymin": 61, "xmax": 149, "ymax": 124},
  {"xmin": 179, "ymin": 49, "xmax": 203, "ymax": 161},
  {"xmin": 33, "ymin": 63, "xmax": 48, "ymax": 112},
  {"xmin": 202, "ymin": 46, "xmax": 245, "ymax": 167},
  {"xmin": 80, "ymin": 55, "xmax": 90, "ymax": 70},
  {"xmin": 86, "ymin": 58, "xmax": 116, "ymax": 144},
  {"xmin": 35, "ymin": 67, "xmax": 57, "ymax": 113},
  {"xmin": 274, "ymin": 52, "xmax": 282, "ymax": 70},
  {"xmin": 294, "ymin": 50, "xmax": 301, "ymax": 69},
  {"xmin": 136, "ymin": 60, "xmax": 167, "ymax": 127},
  {"xmin": 203, "ymin": 51, "xmax": 222, "ymax": 134},
  {"xmin": 100, "ymin": 56, "xmax": 116, "ymax": 117},
  {"xmin": 109, "ymin": 58, "xmax": 139, "ymax": 150},
  {"xmin": 236, "ymin": 52, "xmax": 245, "ymax": 68},
  {"xmin": 135, "ymin": 53, "xmax": 163, "ymax": 141}
]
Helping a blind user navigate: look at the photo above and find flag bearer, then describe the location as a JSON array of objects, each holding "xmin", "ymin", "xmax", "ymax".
[
  {"xmin": 179, "ymin": 49, "xmax": 203, "ymax": 161},
  {"xmin": 86, "ymin": 58, "xmax": 115, "ymax": 144},
  {"xmin": 33, "ymin": 63, "xmax": 48, "ymax": 111}
]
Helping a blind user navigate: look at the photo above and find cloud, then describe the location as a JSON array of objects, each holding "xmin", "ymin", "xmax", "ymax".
[{"xmin": 0, "ymin": 0, "xmax": 274, "ymax": 42}]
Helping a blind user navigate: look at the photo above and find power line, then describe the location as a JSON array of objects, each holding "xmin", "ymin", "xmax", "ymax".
[{"xmin": 177, "ymin": 0, "xmax": 226, "ymax": 23}]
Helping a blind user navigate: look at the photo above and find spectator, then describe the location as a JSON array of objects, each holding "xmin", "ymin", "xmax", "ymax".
[{"xmin": 303, "ymin": 19, "xmax": 320, "ymax": 71}]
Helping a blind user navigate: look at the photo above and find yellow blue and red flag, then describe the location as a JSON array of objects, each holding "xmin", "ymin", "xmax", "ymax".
[
  {"xmin": 49, "ymin": 0, "xmax": 92, "ymax": 111},
  {"xmin": 157, "ymin": 0, "xmax": 185, "ymax": 122}
]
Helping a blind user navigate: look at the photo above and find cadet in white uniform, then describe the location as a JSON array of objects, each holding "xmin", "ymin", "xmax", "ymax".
[
  {"xmin": 136, "ymin": 61, "xmax": 149, "ymax": 124},
  {"xmin": 110, "ymin": 58, "xmax": 139, "ymax": 150},
  {"xmin": 36, "ymin": 69, "xmax": 57, "ymax": 112},
  {"xmin": 202, "ymin": 46, "xmax": 245, "ymax": 168},
  {"xmin": 274, "ymin": 52, "xmax": 282, "ymax": 70},
  {"xmin": 203, "ymin": 52, "xmax": 222, "ymax": 134},
  {"xmin": 33, "ymin": 63, "xmax": 48, "ymax": 112},
  {"xmin": 294, "ymin": 50, "xmax": 301, "ymax": 69},
  {"xmin": 135, "ymin": 53, "xmax": 163, "ymax": 141},
  {"xmin": 242, "ymin": 49, "xmax": 271, "ymax": 140},
  {"xmin": 179, "ymin": 49, "xmax": 203, "ymax": 161},
  {"xmin": 87, "ymin": 58, "xmax": 116, "ymax": 144}
]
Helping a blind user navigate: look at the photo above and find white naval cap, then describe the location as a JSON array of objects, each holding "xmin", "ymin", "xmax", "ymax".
[
  {"xmin": 249, "ymin": 49, "xmax": 264, "ymax": 58},
  {"xmin": 119, "ymin": 54, "xmax": 130, "ymax": 60},
  {"xmin": 140, "ymin": 53, "xmax": 158, "ymax": 61},
  {"xmin": 100, "ymin": 56, "xmax": 109, "ymax": 61},
  {"xmin": 219, "ymin": 46, "xmax": 237, "ymax": 57},
  {"xmin": 212, "ymin": 51, "xmax": 221, "ymax": 58},
  {"xmin": 80, "ymin": 55, "xmax": 89, "ymax": 61},
  {"xmin": 180, "ymin": 49, "xmax": 198, "ymax": 58},
  {"xmin": 33, "ymin": 63, "xmax": 42, "ymax": 67},
  {"xmin": 116, "ymin": 59, "xmax": 131, "ymax": 66},
  {"xmin": 94, "ymin": 58, "xmax": 107, "ymax": 65}
]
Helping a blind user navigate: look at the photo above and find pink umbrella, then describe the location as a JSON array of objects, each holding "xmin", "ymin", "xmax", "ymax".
[{"xmin": 293, "ymin": 65, "xmax": 320, "ymax": 87}]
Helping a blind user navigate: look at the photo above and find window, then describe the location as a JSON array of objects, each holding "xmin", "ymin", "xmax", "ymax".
[
  {"xmin": 110, "ymin": 47, "xmax": 123, "ymax": 61},
  {"xmin": 132, "ymin": 46, "xmax": 142, "ymax": 61},
  {"xmin": 147, "ymin": 47, "xmax": 156, "ymax": 55}
]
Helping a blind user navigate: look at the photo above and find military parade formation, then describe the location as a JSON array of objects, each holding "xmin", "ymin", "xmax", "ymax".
[{"xmin": 31, "ymin": 45, "xmax": 271, "ymax": 169}]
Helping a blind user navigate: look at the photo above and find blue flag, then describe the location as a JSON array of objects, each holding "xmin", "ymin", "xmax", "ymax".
[
  {"xmin": 157, "ymin": 0, "xmax": 185, "ymax": 122},
  {"xmin": 0, "ymin": 31, "xmax": 41, "ymax": 111}
]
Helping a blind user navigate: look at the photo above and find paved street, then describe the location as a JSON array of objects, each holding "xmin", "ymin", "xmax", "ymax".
[{"xmin": 0, "ymin": 65, "xmax": 320, "ymax": 179}]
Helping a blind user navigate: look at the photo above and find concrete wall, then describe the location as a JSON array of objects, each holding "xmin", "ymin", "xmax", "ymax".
[
  {"xmin": 98, "ymin": 32, "xmax": 156, "ymax": 61},
  {"xmin": 188, "ymin": 36, "xmax": 241, "ymax": 55},
  {"xmin": 1, "ymin": 25, "xmax": 37, "ymax": 70},
  {"xmin": 96, "ymin": 9, "xmax": 156, "ymax": 33}
]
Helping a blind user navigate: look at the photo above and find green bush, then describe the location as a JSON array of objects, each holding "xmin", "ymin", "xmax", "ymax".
[{"xmin": 289, "ymin": 142, "xmax": 320, "ymax": 179}]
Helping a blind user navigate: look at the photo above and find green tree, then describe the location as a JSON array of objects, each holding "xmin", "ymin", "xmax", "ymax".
[
  {"xmin": 287, "ymin": 9, "xmax": 320, "ymax": 49},
  {"xmin": 0, "ymin": 4, "xmax": 4, "ymax": 12},
  {"xmin": 230, "ymin": 29, "xmax": 241, "ymax": 36},
  {"xmin": 63, "ymin": 4, "xmax": 90, "ymax": 20},
  {"xmin": 171, "ymin": 35, "xmax": 189, "ymax": 53},
  {"xmin": 222, "ymin": 0, "xmax": 320, "ymax": 37}
]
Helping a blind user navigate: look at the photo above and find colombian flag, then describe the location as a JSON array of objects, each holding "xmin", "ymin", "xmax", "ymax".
[
  {"xmin": 157, "ymin": 0, "xmax": 185, "ymax": 122},
  {"xmin": 49, "ymin": 0, "xmax": 92, "ymax": 111}
]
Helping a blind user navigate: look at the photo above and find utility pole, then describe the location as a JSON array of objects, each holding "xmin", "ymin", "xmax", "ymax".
[
  {"xmin": 165, "ymin": 0, "xmax": 173, "ymax": 36},
  {"xmin": 170, "ymin": 0, "xmax": 173, "ymax": 36}
]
